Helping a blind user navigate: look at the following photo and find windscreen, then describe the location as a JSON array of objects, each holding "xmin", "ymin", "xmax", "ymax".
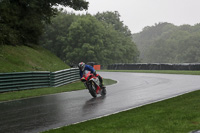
[{"xmin": 83, "ymin": 70, "xmax": 90, "ymax": 77}]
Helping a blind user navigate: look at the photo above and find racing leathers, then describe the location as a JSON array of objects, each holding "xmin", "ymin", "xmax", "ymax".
[{"xmin": 79, "ymin": 65, "xmax": 104, "ymax": 88}]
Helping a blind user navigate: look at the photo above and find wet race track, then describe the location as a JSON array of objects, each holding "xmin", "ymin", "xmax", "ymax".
[{"xmin": 1, "ymin": 72, "xmax": 200, "ymax": 133}]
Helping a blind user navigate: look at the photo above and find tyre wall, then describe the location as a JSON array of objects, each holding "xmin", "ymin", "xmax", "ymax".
[{"xmin": 107, "ymin": 63, "xmax": 200, "ymax": 70}]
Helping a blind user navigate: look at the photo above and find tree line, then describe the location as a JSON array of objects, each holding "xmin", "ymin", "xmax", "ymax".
[
  {"xmin": 132, "ymin": 22, "xmax": 200, "ymax": 63},
  {"xmin": 0, "ymin": 0, "xmax": 88, "ymax": 46},
  {"xmin": 0, "ymin": 0, "xmax": 139, "ymax": 66},
  {"xmin": 40, "ymin": 11, "xmax": 139, "ymax": 65}
]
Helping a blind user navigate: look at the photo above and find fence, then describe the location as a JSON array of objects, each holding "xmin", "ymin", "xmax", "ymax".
[
  {"xmin": 50, "ymin": 68, "xmax": 80, "ymax": 87},
  {"xmin": 108, "ymin": 63, "xmax": 200, "ymax": 70},
  {"xmin": 0, "ymin": 68, "xmax": 80, "ymax": 93}
]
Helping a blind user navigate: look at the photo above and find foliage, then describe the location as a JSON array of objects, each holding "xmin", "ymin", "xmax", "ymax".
[
  {"xmin": 40, "ymin": 11, "xmax": 139, "ymax": 65},
  {"xmin": 0, "ymin": 0, "xmax": 88, "ymax": 46},
  {"xmin": 40, "ymin": 12, "xmax": 78, "ymax": 61},
  {"xmin": 133, "ymin": 22, "xmax": 200, "ymax": 63},
  {"xmin": 95, "ymin": 11, "xmax": 132, "ymax": 37}
]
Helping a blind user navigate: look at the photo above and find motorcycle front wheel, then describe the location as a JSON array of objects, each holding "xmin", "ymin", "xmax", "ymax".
[
  {"xmin": 101, "ymin": 87, "xmax": 107, "ymax": 96},
  {"xmin": 88, "ymin": 81, "xmax": 97, "ymax": 98}
]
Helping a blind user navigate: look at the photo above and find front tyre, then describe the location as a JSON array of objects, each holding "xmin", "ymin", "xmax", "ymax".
[
  {"xmin": 101, "ymin": 87, "xmax": 107, "ymax": 96},
  {"xmin": 88, "ymin": 81, "xmax": 97, "ymax": 98}
]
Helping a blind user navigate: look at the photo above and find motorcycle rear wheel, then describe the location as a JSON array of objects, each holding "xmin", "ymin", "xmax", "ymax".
[{"xmin": 88, "ymin": 81, "xmax": 97, "ymax": 98}]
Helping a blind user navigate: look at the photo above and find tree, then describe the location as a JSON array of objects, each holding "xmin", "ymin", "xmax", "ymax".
[
  {"xmin": 65, "ymin": 14, "xmax": 105, "ymax": 64},
  {"xmin": 40, "ymin": 12, "xmax": 139, "ymax": 65},
  {"xmin": 133, "ymin": 22, "xmax": 200, "ymax": 63},
  {"xmin": 65, "ymin": 13, "xmax": 139, "ymax": 64},
  {"xmin": 95, "ymin": 11, "xmax": 132, "ymax": 37},
  {"xmin": 40, "ymin": 12, "xmax": 78, "ymax": 60},
  {"xmin": 0, "ymin": 0, "xmax": 88, "ymax": 45}
]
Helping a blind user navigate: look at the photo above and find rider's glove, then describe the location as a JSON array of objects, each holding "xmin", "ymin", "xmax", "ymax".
[{"xmin": 81, "ymin": 77, "xmax": 86, "ymax": 82}]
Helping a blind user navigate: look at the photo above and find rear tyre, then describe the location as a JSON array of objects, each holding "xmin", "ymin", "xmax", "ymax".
[{"xmin": 89, "ymin": 81, "xmax": 97, "ymax": 98}]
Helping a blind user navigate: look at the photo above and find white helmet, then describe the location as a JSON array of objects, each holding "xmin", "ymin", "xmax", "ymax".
[{"xmin": 78, "ymin": 62, "xmax": 85, "ymax": 71}]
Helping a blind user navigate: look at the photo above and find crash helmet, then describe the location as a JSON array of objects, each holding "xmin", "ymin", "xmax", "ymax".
[{"xmin": 78, "ymin": 62, "xmax": 85, "ymax": 71}]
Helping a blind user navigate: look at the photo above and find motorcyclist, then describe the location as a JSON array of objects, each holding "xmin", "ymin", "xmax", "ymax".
[{"xmin": 78, "ymin": 62, "xmax": 105, "ymax": 88}]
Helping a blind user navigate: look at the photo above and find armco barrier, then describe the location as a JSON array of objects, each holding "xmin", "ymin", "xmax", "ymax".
[
  {"xmin": 0, "ymin": 68, "xmax": 80, "ymax": 93},
  {"xmin": 50, "ymin": 68, "xmax": 80, "ymax": 87},
  {"xmin": 108, "ymin": 63, "xmax": 200, "ymax": 70}
]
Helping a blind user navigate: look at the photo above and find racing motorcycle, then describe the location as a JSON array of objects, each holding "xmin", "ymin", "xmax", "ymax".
[{"xmin": 81, "ymin": 70, "xmax": 106, "ymax": 98}]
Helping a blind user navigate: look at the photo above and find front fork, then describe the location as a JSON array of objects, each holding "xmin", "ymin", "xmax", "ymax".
[
  {"xmin": 84, "ymin": 82, "xmax": 93, "ymax": 91},
  {"xmin": 85, "ymin": 81, "xmax": 101, "ymax": 94},
  {"xmin": 84, "ymin": 82, "xmax": 88, "ymax": 89}
]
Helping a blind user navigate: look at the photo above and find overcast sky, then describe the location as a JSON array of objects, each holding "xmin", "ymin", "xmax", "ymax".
[{"xmin": 65, "ymin": 0, "xmax": 200, "ymax": 33}]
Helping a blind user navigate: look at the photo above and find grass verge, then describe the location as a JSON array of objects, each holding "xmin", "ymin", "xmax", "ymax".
[
  {"xmin": 0, "ymin": 45, "xmax": 69, "ymax": 73},
  {"xmin": 0, "ymin": 78, "xmax": 116, "ymax": 102},
  {"xmin": 43, "ymin": 90, "xmax": 200, "ymax": 133}
]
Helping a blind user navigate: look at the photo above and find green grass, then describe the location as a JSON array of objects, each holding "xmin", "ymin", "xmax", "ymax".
[
  {"xmin": 0, "ymin": 81, "xmax": 84, "ymax": 102},
  {"xmin": 0, "ymin": 78, "xmax": 116, "ymax": 102},
  {"xmin": 103, "ymin": 78, "xmax": 117, "ymax": 85},
  {"xmin": 102, "ymin": 70, "xmax": 200, "ymax": 75},
  {"xmin": 44, "ymin": 90, "xmax": 200, "ymax": 133},
  {"xmin": 0, "ymin": 45, "xmax": 69, "ymax": 72}
]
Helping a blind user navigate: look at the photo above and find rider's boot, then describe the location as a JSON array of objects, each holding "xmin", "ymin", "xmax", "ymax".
[{"xmin": 100, "ymin": 83, "xmax": 105, "ymax": 89}]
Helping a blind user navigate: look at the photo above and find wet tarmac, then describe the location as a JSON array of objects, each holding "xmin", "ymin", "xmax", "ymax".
[{"xmin": 1, "ymin": 72, "xmax": 200, "ymax": 133}]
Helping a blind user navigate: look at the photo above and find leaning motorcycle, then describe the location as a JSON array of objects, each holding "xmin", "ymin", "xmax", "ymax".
[{"xmin": 81, "ymin": 70, "xmax": 106, "ymax": 98}]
